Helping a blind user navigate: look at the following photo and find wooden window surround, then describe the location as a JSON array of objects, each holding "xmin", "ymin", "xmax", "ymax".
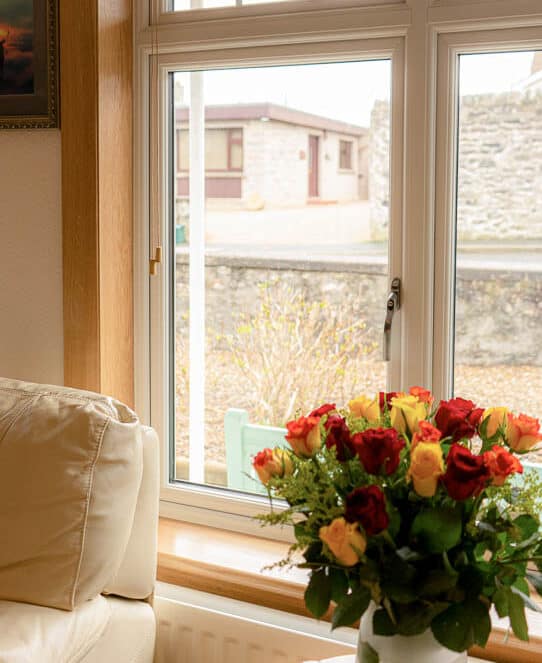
[
  {"xmin": 60, "ymin": 0, "xmax": 134, "ymax": 407},
  {"xmin": 158, "ymin": 517, "xmax": 542, "ymax": 663}
]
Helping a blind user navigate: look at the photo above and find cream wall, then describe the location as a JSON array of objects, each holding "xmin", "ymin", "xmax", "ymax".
[{"xmin": 0, "ymin": 131, "xmax": 63, "ymax": 385}]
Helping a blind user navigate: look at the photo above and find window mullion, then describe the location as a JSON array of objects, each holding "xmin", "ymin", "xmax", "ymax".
[{"xmin": 188, "ymin": 71, "xmax": 206, "ymax": 483}]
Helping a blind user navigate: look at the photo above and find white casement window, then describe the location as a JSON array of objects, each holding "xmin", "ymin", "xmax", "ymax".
[{"xmin": 134, "ymin": 0, "xmax": 542, "ymax": 534}]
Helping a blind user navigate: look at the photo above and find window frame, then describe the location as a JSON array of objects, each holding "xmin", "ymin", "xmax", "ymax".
[
  {"xmin": 135, "ymin": 0, "xmax": 542, "ymax": 534},
  {"xmin": 339, "ymin": 138, "xmax": 354, "ymax": 171},
  {"xmin": 433, "ymin": 25, "xmax": 542, "ymax": 398},
  {"xmin": 135, "ymin": 23, "xmax": 407, "ymax": 532}
]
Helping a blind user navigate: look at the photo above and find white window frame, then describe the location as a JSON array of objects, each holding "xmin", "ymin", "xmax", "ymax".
[
  {"xmin": 433, "ymin": 24, "xmax": 542, "ymax": 397},
  {"xmin": 134, "ymin": 0, "xmax": 542, "ymax": 534}
]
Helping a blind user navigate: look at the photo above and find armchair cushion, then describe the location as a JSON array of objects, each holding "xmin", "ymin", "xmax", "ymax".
[{"xmin": 0, "ymin": 378, "xmax": 143, "ymax": 610}]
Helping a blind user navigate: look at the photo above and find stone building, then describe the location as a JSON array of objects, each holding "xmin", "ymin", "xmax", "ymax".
[{"xmin": 175, "ymin": 103, "xmax": 368, "ymax": 208}]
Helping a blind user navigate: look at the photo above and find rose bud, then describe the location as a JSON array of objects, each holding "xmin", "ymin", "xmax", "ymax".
[
  {"xmin": 482, "ymin": 407, "xmax": 510, "ymax": 438},
  {"xmin": 434, "ymin": 397, "xmax": 484, "ymax": 443},
  {"xmin": 378, "ymin": 391, "xmax": 402, "ymax": 412},
  {"xmin": 390, "ymin": 394, "xmax": 427, "ymax": 435},
  {"xmin": 411, "ymin": 420, "xmax": 442, "ymax": 451},
  {"xmin": 407, "ymin": 442, "xmax": 444, "ymax": 497},
  {"xmin": 442, "ymin": 443, "xmax": 491, "ymax": 501},
  {"xmin": 319, "ymin": 517, "xmax": 367, "ymax": 566},
  {"xmin": 253, "ymin": 447, "xmax": 293, "ymax": 485},
  {"xmin": 483, "ymin": 445, "xmax": 523, "ymax": 487},
  {"xmin": 285, "ymin": 415, "xmax": 322, "ymax": 457},
  {"xmin": 506, "ymin": 413, "xmax": 542, "ymax": 452},
  {"xmin": 409, "ymin": 386, "xmax": 434, "ymax": 406},
  {"xmin": 324, "ymin": 415, "xmax": 354, "ymax": 462},
  {"xmin": 351, "ymin": 427, "xmax": 405, "ymax": 475},
  {"xmin": 348, "ymin": 394, "xmax": 380, "ymax": 423},
  {"xmin": 344, "ymin": 485, "xmax": 390, "ymax": 536},
  {"xmin": 309, "ymin": 403, "xmax": 336, "ymax": 418}
]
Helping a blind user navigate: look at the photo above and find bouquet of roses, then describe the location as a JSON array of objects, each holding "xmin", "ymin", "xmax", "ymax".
[{"xmin": 253, "ymin": 388, "xmax": 542, "ymax": 655}]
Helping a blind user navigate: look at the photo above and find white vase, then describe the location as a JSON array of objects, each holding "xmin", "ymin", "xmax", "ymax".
[{"xmin": 356, "ymin": 604, "xmax": 468, "ymax": 663}]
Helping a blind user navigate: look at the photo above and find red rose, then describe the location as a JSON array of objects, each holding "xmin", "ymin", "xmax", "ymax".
[
  {"xmin": 352, "ymin": 427, "xmax": 405, "ymax": 475},
  {"xmin": 345, "ymin": 485, "xmax": 389, "ymax": 536},
  {"xmin": 435, "ymin": 397, "xmax": 484, "ymax": 443},
  {"xmin": 309, "ymin": 403, "xmax": 336, "ymax": 418},
  {"xmin": 379, "ymin": 391, "xmax": 400, "ymax": 412},
  {"xmin": 483, "ymin": 445, "xmax": 523, "ymax": 487},
  {"xmin": 442, "ymin": 443, "xmax": 491, "ymax": 500},
  {"xmin": 325, "ymin": 415, "xmax": 354, "ymax": 462}
]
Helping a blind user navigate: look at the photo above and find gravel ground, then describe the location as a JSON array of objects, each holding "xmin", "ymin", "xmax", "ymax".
[{"xmin": 176, "ymin": 360, "xmax": 542, "ymax": 465}]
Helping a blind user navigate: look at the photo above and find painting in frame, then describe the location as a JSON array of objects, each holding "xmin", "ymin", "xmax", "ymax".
[{"xmin": 0, "ymin": 0, "xmax": 58, "ymax": 129}]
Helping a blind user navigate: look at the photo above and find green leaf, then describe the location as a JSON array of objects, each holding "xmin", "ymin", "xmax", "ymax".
[
  {"xmin": 395, "ymin": 601, "xmax": 449, "ymax": 636},
  {"xmin": 329, "ymin": 567, "xmax": 349, "ymax": 604},
  {"xmin": 410, "ymin": 507, "xmax": 462, "ymax": 554},
  {"xmin": 509, "ymin": 590, "xmax": 529, "ymax": 641},
  {"xmin": 431, "ymin": 599, "xmax": 491, "ymax": 651},
  {"xmin": 304, "ymin": 569, "xmax": 331, "ymax": 619},
  {"xmin": 527, "ymin": 570, "xmax": 542, "ymax": 597},
  {"xmin": 493, "ymin": 587, "xmax": 509, "ymax": 618},
  {"xmin": 359, "ymin": 641, "xmax": 379, "ymax": 663},
  {"xmin": 511, "ymin": 585, "xmax": 542, "ymax": 614},
  {"xmin": 331, "ymin": 585, "xmax": 371, "ymax": 630},
  {"xmin": 513, "ymin": 514, "xmax": 539, "ymax": 539},
  {"xmin": 419, "ymin": 570, "xmax": 458, "ymax": 598},
  {"xmin": 372, "ymin": 608, "xmax": 397, "ymax": 636}
]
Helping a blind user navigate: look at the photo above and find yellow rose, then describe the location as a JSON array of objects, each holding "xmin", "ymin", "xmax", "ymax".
[
  {"xmin": 390, "ymin": 395, "xmax": 426, "ymax": 435},
  {"xmin": 319, "ymin": 517, "xmax": 366, "ymax": 566},
  {"xmin": 253, "ymin": 447, "xmax": 294, "ymax": 485},
  {"xmin": 482, "ymin": 407, "xmax": 509, "ymax": 438},
  {"xmin": 407, "ymin": 442, "xmax": 444, "ymax": 497},
  {"xmin": 348, "ymin": 394, "xmax": 380, "ymax": 423}
]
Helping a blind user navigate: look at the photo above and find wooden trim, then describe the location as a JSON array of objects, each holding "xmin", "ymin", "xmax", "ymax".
[
  {"xmin": 157, "ymin": 518, "xmax": 542, "ymax": 663},
  {"xmin": 60, "ymin": 0, "xmax": 134, "ymax": 406}
]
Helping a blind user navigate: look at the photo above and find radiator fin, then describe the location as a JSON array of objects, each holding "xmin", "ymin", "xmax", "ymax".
[{"xmin": 155, "ymin": 597, "xmax": 354, "ymax": 663}]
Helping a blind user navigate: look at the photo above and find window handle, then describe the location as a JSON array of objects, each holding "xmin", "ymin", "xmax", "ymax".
[{"xmin": 383, "ymin": 277, "xmax": 401, "ymax": 362}]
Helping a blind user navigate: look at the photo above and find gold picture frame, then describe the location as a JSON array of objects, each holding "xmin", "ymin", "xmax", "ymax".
[{"xmin": 0, "ymin": 0, "xmax": 58, "ymax": 129}]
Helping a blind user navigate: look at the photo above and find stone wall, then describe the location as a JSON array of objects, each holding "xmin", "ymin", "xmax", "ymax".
[
  {"xmin": 368, "ymin": 90, "xmax": 542, "ymax": 240},
  {"xmin": 176, "ymin": 253, "xmax": 542, "ymax": 367}
]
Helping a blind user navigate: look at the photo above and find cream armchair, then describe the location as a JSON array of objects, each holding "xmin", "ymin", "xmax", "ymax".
[{"xmin": 0, "ymin": 378, "xmax": 159, "ymax": 663}]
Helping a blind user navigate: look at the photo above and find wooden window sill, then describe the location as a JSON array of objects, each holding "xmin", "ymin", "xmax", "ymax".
[{"xmin": 157, "ymin": 517, "xmax": 542, "ymax": 663}]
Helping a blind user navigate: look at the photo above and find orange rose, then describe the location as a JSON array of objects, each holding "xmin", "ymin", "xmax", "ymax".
[
  {"xmin": 506, "ymin": 413, "xmax": 542, "ymax": 452},
  {"xmin": 285, "ymin": 415, "xmax": 321, "ymax": 457},
  {"xmin": 319, "ymin": 517, "xmax": 366, "ymax": 566},
  {"xmin": 483, "ymin": 445, "xmax": 523, "ymax": 486},
  {"xmin": 407, "ymin": 442, "xmax": 444, "ymax": 497},
  {"xmin": 409, "ymin": 386, "xmax": 434, "ymax": 406},
  {"xmin": 253, "ymin": 447, "xmax": 293, "ymax": 485},
  {"xmin": 348, "ymin": 394, "xmax": 380, "ymax": 423},
  {"xmin": 482, "ymin": 407, "xmax": 509, "ymax": 438},
  {"xmin": 411, "ymin": 420, "xmax": 442, "ymax": 451}
]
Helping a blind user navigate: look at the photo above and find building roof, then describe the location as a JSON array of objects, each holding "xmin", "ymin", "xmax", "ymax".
[{"xmin": 175, "ymin": 103, "xmax": 366, "ymax": 136}]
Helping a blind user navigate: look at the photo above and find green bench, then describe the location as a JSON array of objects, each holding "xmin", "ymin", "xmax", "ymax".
[{"xmin": 224, "ymin": 408, "xmax": 287, "ymax": 494}]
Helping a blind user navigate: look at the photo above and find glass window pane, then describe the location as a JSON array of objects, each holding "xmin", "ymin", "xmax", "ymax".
[
  {"xmin": 172, "ymin": 59, "xmax": 392, "ymax": 492},
  {"xmin": 171, "ymin": 0, "xmax": 292, "ymax": 10},
  {"xmin": 453, "ymin": 51, "xmax": 542, "ymax": 453}
]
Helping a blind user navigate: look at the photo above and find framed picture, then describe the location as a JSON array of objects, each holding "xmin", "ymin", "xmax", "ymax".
[{"xmin": 0, "ymin": 0, "xmax": 58, "ymax": 129}]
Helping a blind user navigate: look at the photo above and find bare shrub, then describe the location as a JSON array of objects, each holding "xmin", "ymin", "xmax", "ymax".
[{"xmin": 223, "ymin": 279, "xmax": 379, "ymax": 426}]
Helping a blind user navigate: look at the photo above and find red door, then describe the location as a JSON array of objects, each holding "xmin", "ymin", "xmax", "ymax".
[{"xmin": 308, "ymin": 135, "xmax": 319, "ymax": 198}]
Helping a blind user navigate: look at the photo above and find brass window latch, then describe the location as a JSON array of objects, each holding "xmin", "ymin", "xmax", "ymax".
[{"xmin": 149, "ymin": 246, "xmax": 162, "ymax": 276}]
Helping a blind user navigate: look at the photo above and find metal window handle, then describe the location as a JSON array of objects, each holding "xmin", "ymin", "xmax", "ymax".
[{"xmin": 383, "ymin": 277, "xmax": 401, "ymax": 362}]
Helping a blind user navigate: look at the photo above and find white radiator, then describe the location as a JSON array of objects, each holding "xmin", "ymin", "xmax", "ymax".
[{"xmin": 154, "ymin": 583, "xmax": 356, "ymax": 663}]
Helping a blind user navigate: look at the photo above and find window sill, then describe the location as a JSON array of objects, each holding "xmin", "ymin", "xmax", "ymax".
[{"xmin": 157, "ymin": 517, "xmax": 542, "ymax": 663}]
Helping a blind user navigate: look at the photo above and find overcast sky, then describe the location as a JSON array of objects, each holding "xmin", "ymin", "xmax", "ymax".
[{"xmin": 174, "ymin": 51, "xmax": 536, "ymax": 127}]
